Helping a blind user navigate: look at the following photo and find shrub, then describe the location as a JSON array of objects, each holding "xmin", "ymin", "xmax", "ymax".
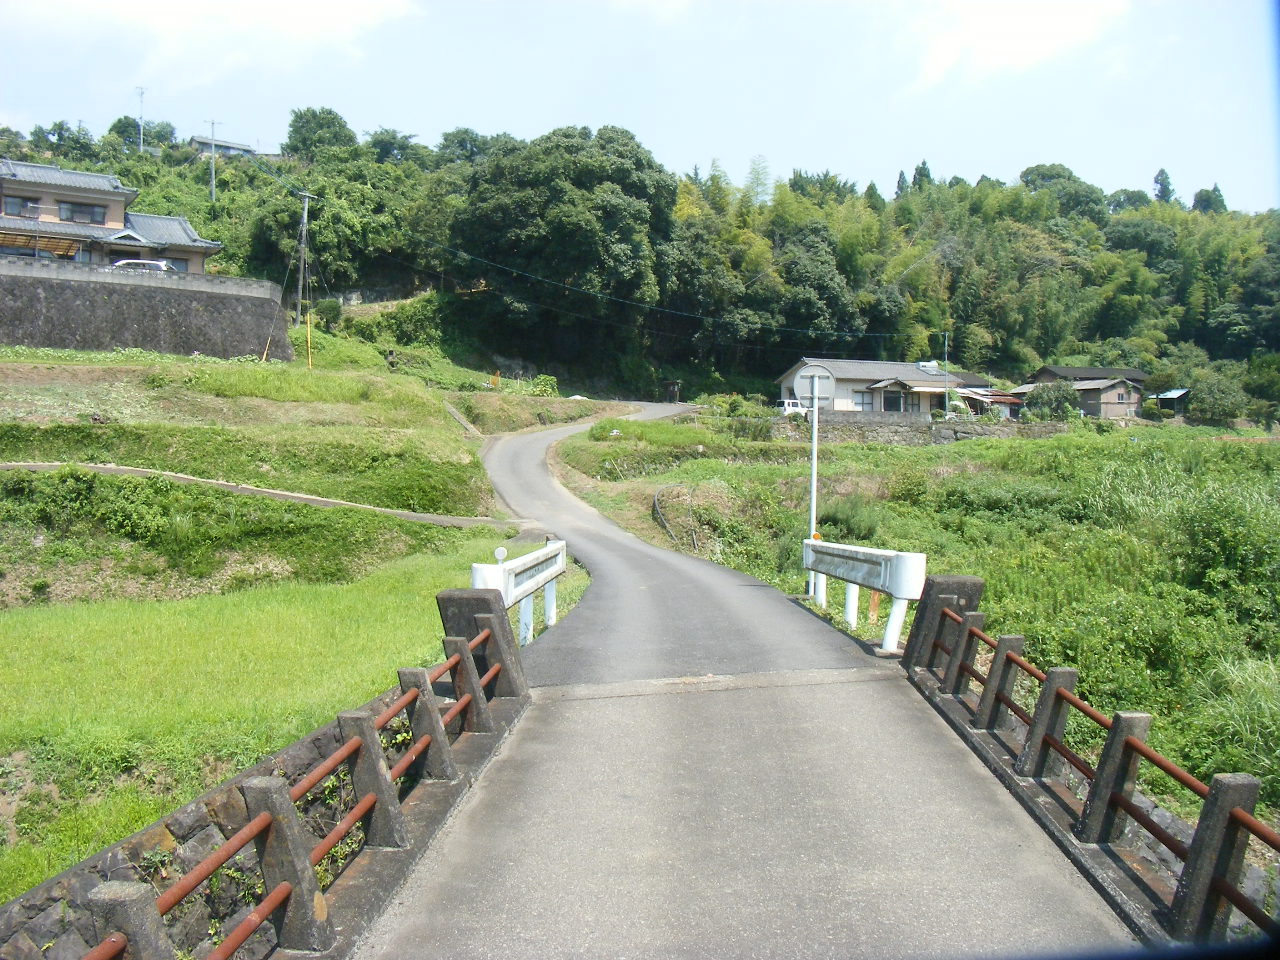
[
  {"xmin": 314, "ymin": 299, "xmax": 342, "ymax": 332},
  {"xmin": 1023, "ymin": 380, "xmax": 1080, "ymax": 420}
]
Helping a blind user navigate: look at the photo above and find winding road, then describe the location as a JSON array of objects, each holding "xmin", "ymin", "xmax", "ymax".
[{"xmin": 352, "ymin": 405, "xmax": 1135, "ymax": 959}]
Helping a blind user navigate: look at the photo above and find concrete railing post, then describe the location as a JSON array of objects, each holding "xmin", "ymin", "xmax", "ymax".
[
  {"xmin": 88, "ymin": 881, "xmax": 177, "ymax": 960},
  {"xmin": 473, "ymin": 611, "xmax": 529, "ymax": 699},
  {"xmin": 942, "ymin": 611, "xmax": 985, "ymax": 696},
  {"xmin": 973, "ymin": 635, "xmax": 1025, "ymax": 731},
  {"xmin": 241, "ymin": 776, "xmax": 336, "ymax": 952},
  {"xmin": 902, "ymin": 575, "xmax": 984, "ymax": 670},
  {"xmin": 1169, "ymin": 773, "xmax": 1262, "ymax": 941},
  {"xmin": 336, "ymin": 712, "xmax": 410, "ymax": 849},
  {"xmin": 544, "ymin": 578, "xmax": 558, "ymax": 628},
  {"xmin": 924, "ymin": 596, "xmax": 961, "ymax": 672},
  {"xmin": 1075, "ymin": 712, "xmax": 1152, "ymax": 844},
  {"xmin": 443, "ymin": 637, "xmax": 497, "ymax": 734},
  {"xmin": 396, "ymin": 668, "xmax": 459, "ymax": 781},
  {"xmin": 518, "ymin": 595, "xmax": 534, "ymax": 645},
  {"xmin": 438, "ymin": 589, "xmax": 529, "ymax": 694},
  {"xmin": 1013, "ymin": 666, "xmax": 1078, "ymax": 779}
]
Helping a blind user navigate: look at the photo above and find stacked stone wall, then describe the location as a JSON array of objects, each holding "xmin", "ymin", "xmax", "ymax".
[{"xmin": 0, "ymin": 258, "xmax": 292, "ymax": 361}]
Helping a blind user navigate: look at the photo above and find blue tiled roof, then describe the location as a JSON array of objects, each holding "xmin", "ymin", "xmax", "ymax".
[{"xmin": 0, "ymin": 212, "xmax": 220, "ymax": 251}]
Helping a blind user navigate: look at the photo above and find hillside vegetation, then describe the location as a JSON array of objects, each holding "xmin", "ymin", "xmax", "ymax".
[
  {"xmin": 558, "ymin": 417, "xmax": 1280, "ymax": 812},
  {"xmin": 4, "ymin": 115, "xmax": 1278, "ymax": 406},
  {"xmin": 0, "ymin": 333, "xmax": 604, "ymax": 902}
]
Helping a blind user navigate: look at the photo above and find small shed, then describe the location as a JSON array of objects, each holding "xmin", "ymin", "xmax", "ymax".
[{"xmin": 1155, "ymin": 388, "xmax": 1189, "ymax": 416}]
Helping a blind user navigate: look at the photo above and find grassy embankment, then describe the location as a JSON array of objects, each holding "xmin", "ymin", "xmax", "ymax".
[
  {"xmin": 557, "ymin": 414, "xmax": 1280, "ymax": 820},
  {"xmin": 0, "ymin": 331, "xmax": 596, "ymax": 902}
]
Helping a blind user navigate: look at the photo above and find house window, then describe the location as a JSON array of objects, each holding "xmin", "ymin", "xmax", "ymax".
[
  {"xmin": 851, "ymin": 391, "xmax": 873, "ymax": 412},
  {"xmin": 3, "ymin": 196, "xmax": 41, "ymax": 218},
  {"xmin": 167, "ymin": 258, "xmax": 189, "ymax": 272},
  {"xmin": 1117, "ymin": 392, "xmax": 1127, "ymax": 402},
  {"xmin": 883, "ymin": 391, "xmax": 903, "ymax": 412},
  {"xmin": 58, "ymin": 201, "xmax": 107, "ymax": 225}
]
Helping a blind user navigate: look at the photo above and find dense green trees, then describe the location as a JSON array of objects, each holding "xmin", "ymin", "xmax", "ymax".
[{"xmin": 4, "ymin": 110, "xmax": 1277, "ymax": 396}]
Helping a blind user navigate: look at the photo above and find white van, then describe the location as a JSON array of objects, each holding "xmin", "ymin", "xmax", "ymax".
[
  {"xmin": 776, "ymin": 399, "xmax": 808, "ymax": 418},
  {"xmin": 112, "ymin": 259, "xmax": 176, "ymax": 271}
]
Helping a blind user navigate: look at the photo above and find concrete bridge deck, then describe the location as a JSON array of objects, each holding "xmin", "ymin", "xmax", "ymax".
[{"xmin": 351, "ymin": 405, "xmax": 1135, "ymax": 959}]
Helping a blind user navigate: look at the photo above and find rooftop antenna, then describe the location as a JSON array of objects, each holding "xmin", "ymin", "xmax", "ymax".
[
  {"xmin": 205, "ymin": 120, "xmax": 219, "ymax": 201},
  {"xmin": 136, "ymin": 87, "xmax": 146, "ymax": 152}
]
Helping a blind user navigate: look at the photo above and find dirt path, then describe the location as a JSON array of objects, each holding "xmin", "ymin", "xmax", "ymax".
[{"xmin": 0, "ymin": 462, "xmax": 506, "ymax": 529}]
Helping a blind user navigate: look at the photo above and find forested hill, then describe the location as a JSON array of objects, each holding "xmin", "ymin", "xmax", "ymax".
[{"xmin": 3, "ymin": 111, "xmax": 1278, "ymax": 406}]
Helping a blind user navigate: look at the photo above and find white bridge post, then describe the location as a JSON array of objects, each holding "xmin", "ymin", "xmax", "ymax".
[{"xmin": 802, "ymin": 539, "xmax": 926, "ymax": 652}]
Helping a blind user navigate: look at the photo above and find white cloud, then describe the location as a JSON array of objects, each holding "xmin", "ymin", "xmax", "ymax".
[{"xmin": 902, "ymin": 0, "xmax": 1132, "ymax": 93}]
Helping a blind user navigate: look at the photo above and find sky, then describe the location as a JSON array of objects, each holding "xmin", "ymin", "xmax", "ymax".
[{"xmin": 2, "ymin": 0, "xmax": 1278, "ymax": 212}]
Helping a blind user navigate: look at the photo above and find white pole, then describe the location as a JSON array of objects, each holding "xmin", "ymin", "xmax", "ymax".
[
  {"xmin": 882, "ymin": 598, "xmax": 911, "ymax": 652},
  {"xmin": 519, "ymin": 596, "xmax": 534, "ymax": 646},
  {"xmin": 845, "ymin": 582, "xmax": 860, "ymax": 627},
  {"xmin": 807, "ymin": 373, "xmax": 820, "ymax": 595},
  {"xmin": 544, "ymin": 579, "xmax": 558, "ymax": 627}
]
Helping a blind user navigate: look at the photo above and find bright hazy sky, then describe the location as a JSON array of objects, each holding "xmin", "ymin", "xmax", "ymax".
[{"xmin": 3, "ymin": 0, "xmax": 1278, "ymax": 212}]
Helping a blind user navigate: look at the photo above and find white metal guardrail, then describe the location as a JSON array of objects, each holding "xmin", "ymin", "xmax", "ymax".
[
  {"xmin": 803, "ymin": 538, "xmax": 927, "ymax": 652},
  {"xmin": 471, "ymin": 540, "xmax": 568, "ymax": 645}
]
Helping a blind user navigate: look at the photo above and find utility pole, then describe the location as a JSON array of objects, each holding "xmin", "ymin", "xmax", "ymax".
[
  {"xmin": 297, "ymin": 192, "xmax": 316, "ymax": 367},
  {"xmin": 136, "ymin": 87, "xmax": 146, "ymax": 152},
  {"xmin": 205, "ymin": 120, "xmax": 218, "ymax": 201}
]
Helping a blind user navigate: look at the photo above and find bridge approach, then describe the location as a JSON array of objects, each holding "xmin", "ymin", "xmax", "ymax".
[{"xmin": 351, "ymin": 405, "xmax": 1135, "ymax": 959}]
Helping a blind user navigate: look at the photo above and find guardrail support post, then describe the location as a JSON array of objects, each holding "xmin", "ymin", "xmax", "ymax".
[
  {"xmin": 973, "ymin": 635, "xmax": 1025, "ymax": 731},
  {"xmin": 942, "ymin": 611, "xmax": 985, "ymax": 695},
  {"xmin": 241, "ymin": 776, "xmax": 336, "ymax": 952},
  {"xmin": 844, "ymin": 582, "xmax": 859, "ymax": 627},
  {"xmin": 337, "ymin": 712, "xmax": 410, "ymax": 849},
  {"xmin": 902, "ymin": 575, "xmax": 984, "ymax": 670},
  {"xmin": 396, "ymin": 668, "xmax": 459, "ymax": 781},
  {"xmin": 1013, "ymin": 666, "xmax": 1077, "ymax": 779},
  {"xmin": 1169, "ymin": 773, "xmax": 1261, "ymax": 942},
  {"xmin": 814, "ymin": 571, "xmax": 828, "ymax": 608},
  {"xmin": 444, "ymin": 637, "xmax": 497, "ymax": 733},
  {"xmin": 518, "ymin": 595, "xmax": 534, "ymax": 645},
  {"xmin": 88, "ymin": 881, "xmax": 177, "ymax": 960},
  {"xmin": 473, "ymin": 612, "xmax": 529, "ymax": 699},
  {"xmin": 1075, "ymin": 712, "xmax": 1152, "ymax": 844},
  {"xmin": 545, "ymin": 578, "xmax": 558, "ymax": 628}
]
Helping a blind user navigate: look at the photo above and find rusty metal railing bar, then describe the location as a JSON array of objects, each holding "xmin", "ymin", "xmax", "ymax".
[
  {"xmin": 290, "ymin": 736, "xmax": 363, "ymax": 803},
  {"xmin": 1210, "ymin": 875, "xmax": 1280, "ymax": 936},
  {"xmin": 1124, "ymin": 736, "xmax": 1210, "ymax": 798},
  {"xmin": 1230, "ymin": 806, "xmax": 1280, "ymax": 855},
  {"xmin": 1055, "ymin": 686, "xmax": 1113, "ymax": 731},
  {"xmin": 994, "ymin": 691, "xmax": 1034, "ymax": 726},
  {"xmin": 310, "ymin": 793, "xmax": 378, "ymax": 866},
  {"xmin": 81, "ymin": 933, "xmax": 127, "ymax": 960},
  {"xmin": 970, "ymin": 625, "xmax": 998, "ymax": 649},
  {"xmin": 374, "ymin": 688, "xmax": 420, "ymax": 731},
  {"xmin": 941, "ymin": 606, "xmax": 964, "ymax": 624},
  {"xmin": 1005, "ymin": 651, "xmax": 1047, "ymax": 683},
  {"xmin": 1111, "ymin": 792, "xmax": 1189, "ymax": 860},
  {"xmin": 428, "ymin": 653, "xmax": 462, "ymax": 685},
  {"xmin": 1042, "ymin": 733, "xmax": 1097, "ymax": 780},
  {"xmin": 154, "ymin": 811, "xmax": 273, "ymax": 916},
  {"xmin": 204, "ymin": 880, "xmax": 293, "ymax": 960},
  {"xmin": 468, "ymin": 628, "xmax": 492, "ymax": 652},
  {"xmin": 958, "ymin": 662, "xmax": 987, "ymax": 686},
  {"xmin": 479, "ymin": 662, "xmax": 502, "ymax": 687},
  {"xmin": 388, "ymin": 732, "xmax": 433, "ymax": 781},
  {"xmin": 439, "ymin": 693, "xmax": 473, "ymax": 727}
]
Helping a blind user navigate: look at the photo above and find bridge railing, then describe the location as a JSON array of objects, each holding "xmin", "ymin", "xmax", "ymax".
[
  {"xmin": 906, "ymin": 578, "xmax": 1279, "ymax": 943},
  {"xmin": 74, "ymin": 593, "xmax": 529, "ymax": 960},
  {"xmin": 471, "ymin": 539, "xmax": 567, "ymax": 645}
]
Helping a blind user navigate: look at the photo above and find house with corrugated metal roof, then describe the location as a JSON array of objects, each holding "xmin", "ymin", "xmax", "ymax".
[
  {"xmin": 776, "ymin": 357, "xmax": 1016, "ymax": 419},
  {"xmin": 0, "ymin": 159, "xmax": 221, "ymax": 273}
]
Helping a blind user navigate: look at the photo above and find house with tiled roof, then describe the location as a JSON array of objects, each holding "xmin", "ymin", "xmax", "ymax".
[
  {"xmin": 0, "ymin": 159, "xmax": 221, "ymax": 273},
  {"xmin": 1015, "ymin": 364, "xmax": 1147, "ymax": 418},
  {"xmin": 776, "ymin": 357, "xmax": 1017, "ymax": 419}
]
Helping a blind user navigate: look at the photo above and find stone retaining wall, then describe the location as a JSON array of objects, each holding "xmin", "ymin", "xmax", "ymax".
[
  {"xmin": 775, "ymin": 418, "xmax": 1070, "ymax": 445},
  {"xmin": 0, "ymin": 257, "xmax": 292, "ymax": 361}
]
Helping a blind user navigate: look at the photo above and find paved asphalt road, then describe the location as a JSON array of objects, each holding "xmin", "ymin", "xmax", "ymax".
[{"xmin": 352, "ymin": 405, "xmax": 1136, "ymax": 959}]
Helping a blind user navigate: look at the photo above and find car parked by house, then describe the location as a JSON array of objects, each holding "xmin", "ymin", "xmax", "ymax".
[{"xmin": 111, "ymin": 259, "xmax": 177, "ymax": 271}]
